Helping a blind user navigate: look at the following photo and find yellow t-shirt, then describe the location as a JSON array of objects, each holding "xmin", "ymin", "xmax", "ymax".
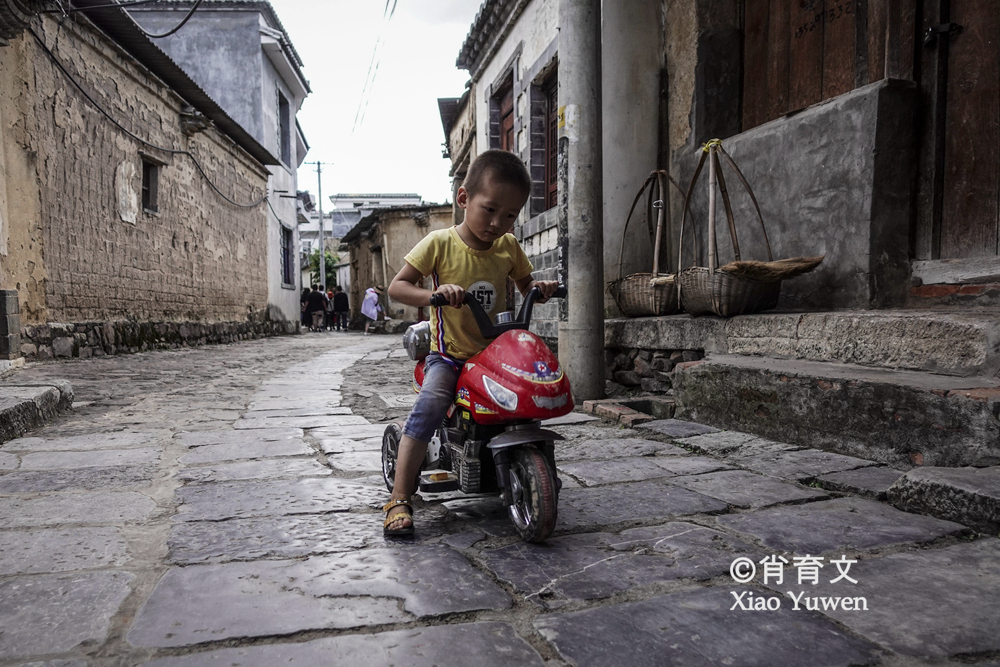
[{"xmin": 404, "ymin": 227, "xmax": 534, "ymax": 360}]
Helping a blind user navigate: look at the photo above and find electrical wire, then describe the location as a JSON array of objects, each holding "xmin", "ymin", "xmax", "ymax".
[
  {"xmin": 28, "ymin": 26, "xmax": 266, "ymax": 208},
  {"xmin": 43, "ymin": 0, "xmax": 165, "ymax": 13},
  {"xmin": 350, "ymin": 0, "xmax": 397, "ymax": 135},
  {"xmin": 122, "ymin": 0, "xmax": 203, "ymax": 38}
]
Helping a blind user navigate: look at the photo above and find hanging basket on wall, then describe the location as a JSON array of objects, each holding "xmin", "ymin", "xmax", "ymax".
[
  {"xmin": 677, "ymin": 139, "xmax": 824, "ymax": 317},
  {"xmin": 607, "ymin": 170, "xmax": 685, "ymax": 317}
]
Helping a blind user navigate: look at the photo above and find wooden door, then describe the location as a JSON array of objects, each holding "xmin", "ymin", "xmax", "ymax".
[
  {"xmin": 928, "ymin": 0, "xmax": 1000, "ymax": 258},
  {"xmin": 499, "ymin": 84, "xmax": 514, "ymax": 152}
]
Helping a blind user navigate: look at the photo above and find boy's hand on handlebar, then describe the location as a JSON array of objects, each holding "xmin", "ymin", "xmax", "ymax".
[
  {"xmin": 534, "ymin": 280, "xmax": 560, "ymax": 304},
  {"xmin": 434, "ymin": 284, "xmax": 465, "ymax": 308}
]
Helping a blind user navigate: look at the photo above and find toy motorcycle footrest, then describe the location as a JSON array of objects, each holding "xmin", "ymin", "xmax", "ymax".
[{"xmin": 418, "ymin": 471, "xmax": 460, "ymax": 493}]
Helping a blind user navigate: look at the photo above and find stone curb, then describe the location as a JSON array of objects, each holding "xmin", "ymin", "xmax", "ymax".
[
  {"xmin": 887, "ymin": 466, "xmax": 1000, "ymax": 535},
  {"xmin": 0, "ymin": 380, "xmax": 74, "ymax": 442}
]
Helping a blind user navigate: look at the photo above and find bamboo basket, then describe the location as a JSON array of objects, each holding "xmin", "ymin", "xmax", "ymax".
[
  {"xmin": 677, "ymin": 140, "xmax": 823, "ymax": 317},
  {"xmin": 607, "ymin": 170, "xmax": 684, "ymax": 317}
]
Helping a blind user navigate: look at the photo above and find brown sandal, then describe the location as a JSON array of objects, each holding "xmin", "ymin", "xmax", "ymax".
[{"xmin": 383, "ymin": 498, "xmax": 415, "ymax": 537}]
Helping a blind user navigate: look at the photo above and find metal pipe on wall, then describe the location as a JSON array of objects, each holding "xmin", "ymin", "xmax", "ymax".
[{"xmin": 557, "ymin": 0, "xmax": 604, "ymax": 401}]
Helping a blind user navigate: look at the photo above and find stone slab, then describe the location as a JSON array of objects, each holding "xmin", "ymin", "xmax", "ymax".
[
  {"xmin": 167, "ymin": 513, "xmax": 383, "ymax": 564},
  {"xmin": 542, "ymin": 412, "xmax": 600, "ymax": 426},
  {"xmin": 887, "ymin": 466, "xmax": 1000, "ymax": 534},
  {"xmin": 2, "ymin": 431, "xmax": 166, "ymax": 452},
  {"xmin": 0, "ymin": 571, "xmax": 134, "ymax": 660},
  {"xmin": 174, "ymin": 478, "xmax": 383, "ymax": 521},
  {"xmin": 649, "ymin": 455, "xmax": 735, "ymax": 476},
  {"xmin": 0, "ymin": 464, "xmax": 159, "ymax": 493},
  {"xmin": 776, "ymin": 538, "xmax": 1000, "ymax": 659},
  {"xmin": 175, "ymin": 459, "xmax": 331, "ymax": 484},
  {"xmin": 726, "ymin": 447, "xmax": 874, "ymax": 481},
  {"xmin": 241, "ymin": 406, "xmax": 353, "ymax": 419},
  {"xmin": 555, "ymin": 438, "xmax": 688, "ymax": 462},
  {"xmin": 484, "ymin": 522, "xmax": 762, "ymax": 604},
  {"xmin": 326, "ymin": 451, "xmax": 383, "ymax": 472},
  {"xmin": 234, "ymin": 415, "xmax": 368, "ymax": 430},
  {"xmin": 558, "ymin": 457, "xmax": 676, "ymax": 485},
  {"xmin": 309, "ymin": 424, "xmax": 390, "ymax": 439},
  {"xmin": 178, "ymin": 438, "xmax": 311, "ymax": 464},
  {"xmin": 0, "ymin": 527, "xmax": 129, "ymax": 575},
  {"xmin": 534, "ymin": 586, "xmax": 880, "ymax": 667},
  {"xmin": 558, "ymin": 480, "xmax": 728, "ymax": 530},
  {"xmin": 638, "ymin": 418, "xmax": 721, "ymax": 438},
  {"xmin": 19, "ymin": 447, "xmax": 161, "ymax": 470},
  {"xmin": 318, "ymin": 436, "xmax": 383, "ymax": 454},
  {"xmin": 175, "ymin": 428, "xmax": 303, "ymax": 446},
  {"xmin": 667, "ymin": 470, "xmax": 828, "ymax": 508},
  {"xmin": 10, "ymin": 660, "xmax": 87, "ymax": 667},
  {"xmin": 0, "ymin": 452, "xmax": 18, "ymax": 470},
  {"xmin": 139, "ymin": 622, "xmax": 544, "ymax": 667},
  {"xmin": 127, "ymin": 548, "xmax": 511, "ymax": 648},
  {"xmin": 675, "ymin": 431, "xmax": 801, "ymax": 457},
  {"xmin": 0, "ymin": 491, "xmax": 156, "ymax": 528},
  {"xmin": 816, "ymin": 466, "xmax": 905, "ymax": 500},
  {"xmin": 718, "ymin": 497, "xmax": 967, "ymax": 554}
]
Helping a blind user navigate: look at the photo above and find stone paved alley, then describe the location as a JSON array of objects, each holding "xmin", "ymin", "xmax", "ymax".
[{"xmin": 0, "ymin": 333, "xmax": 997, "ymax": 666}]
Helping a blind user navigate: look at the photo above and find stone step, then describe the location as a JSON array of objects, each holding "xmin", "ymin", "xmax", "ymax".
[
  {"xmin": 887, "ymin": 466, "xmax": 1000, "ymax": 535},
  {"xmin": 671, "ymin": 354, "xmax": 1000, "ymax": 468},
  {"xmin": 0, "ymin": 380, "xmax": 74, "ymax": 443},
  {"xmin": 606, "ymin": 309, "xmax": 1000, "ymax": 377}
]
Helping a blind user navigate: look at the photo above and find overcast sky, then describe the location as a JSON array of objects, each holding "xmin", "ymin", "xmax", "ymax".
[{"xmin": 265, "ymin": 0, "xmax": 483, "ymax": 206}]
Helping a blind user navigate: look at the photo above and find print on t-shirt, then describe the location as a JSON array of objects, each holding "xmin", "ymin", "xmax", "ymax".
[{"xmin": 467, "ymin": 280, "xmax": 497, "ymax": 313}]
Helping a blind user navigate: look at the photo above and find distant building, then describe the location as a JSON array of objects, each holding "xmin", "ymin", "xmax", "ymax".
[{"xmin": 130, "ymin": 0, "xmax": 311, "ymax": 323}]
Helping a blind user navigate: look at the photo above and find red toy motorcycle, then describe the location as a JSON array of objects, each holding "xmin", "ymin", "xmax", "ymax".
[{"xmin": 382, "ymin": 286, "xmax": 572, "ymax": 542}]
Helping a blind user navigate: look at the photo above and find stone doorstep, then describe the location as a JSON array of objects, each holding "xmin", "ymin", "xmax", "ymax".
[
  {"xmin": 605, "ymin": 308, "xmax": 1000, "ymax": 377},
  {"xmin": 673, "ymin": 354, "xmax": 1000, "ymax": 469},
  {"xmin": 581, "ymin": 396, "xmax": 675, "ymax": 427},
  {"xmin": 887, "ymin": 466, "xmax": 1000, "ymax": 535},
  {"xmin": 0, "ymin": 381, "xmax": 75, "ymax": 443}
]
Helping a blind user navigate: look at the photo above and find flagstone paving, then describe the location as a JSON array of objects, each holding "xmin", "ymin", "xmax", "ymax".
[{"xmin": 0, "ymin": 332, "xmax": 994, "ymax": 666}]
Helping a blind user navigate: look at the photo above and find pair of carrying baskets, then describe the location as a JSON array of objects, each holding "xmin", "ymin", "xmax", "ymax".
[{"xmin": 610, "ymin": 139, "xmax": 823, "ymax": 318}]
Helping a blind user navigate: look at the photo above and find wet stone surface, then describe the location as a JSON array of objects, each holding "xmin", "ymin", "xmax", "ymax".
[
  {"xmin": 816, "ymin": 466, "xmax": 906, "ymax": 499},
  {"xmin": 717, "ymin": 497, "xmax": 968, "ymax": 554},
  {"xmin": 174, "ymin": 478, "xmax": 384, "ymax": 521},
  {"xmin": 138, "ymin": 622, "xmax": 546, "ymax": 667},
  {"xmin": 665, "ymin": 469, "xmax": 829, "ymax": 509},
  {"xmin": 534, "ymin": 586, "xmax": 882, "ymax": 667},
  {"xmin": 127, "ymin": 547, "xmax": 512, "ymax": 648},
  {"xmin": 0, "ymin": 571, "xmax": 135, "ymax": 660},
  {"xmin": 1, "ymin": 333, "xmax": 995, "ymax": 666}
]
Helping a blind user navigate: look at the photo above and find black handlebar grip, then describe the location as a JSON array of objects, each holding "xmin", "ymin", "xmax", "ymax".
[
  {"xmin": 553, "ymin": 286, "xmax": 568, "ymax": 299},
  {"xmin": 429, "ymin": 293, "xmax": 448, "ymax": 307}
]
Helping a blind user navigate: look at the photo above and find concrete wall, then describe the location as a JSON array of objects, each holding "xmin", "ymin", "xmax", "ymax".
[
  {"xmin": 602, "ymin": 0, "xmax": 664, "ymax": 314},
  {"xmin": 677, "ymin": 80, "xmax": 917, "ymax": 310},
  {"xmin": 136, "ymin": 11, "xmax": 265, "ymax": 141},
  {"xmin": 5, "ymin": 16, "xmax": 271, "ymax": 327}
]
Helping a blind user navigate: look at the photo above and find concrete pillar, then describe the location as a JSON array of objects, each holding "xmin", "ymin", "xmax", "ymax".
[
  {"xmin": 602, "ymin": 0, "xmax": 662, "ymax": 299},
  {"xmin": 558, "ymin": 0, "xmax": 604, "ymax": 401},
  {"xmin": 0, "ymin": 290, "xmax": 20, "ymax": 359}
]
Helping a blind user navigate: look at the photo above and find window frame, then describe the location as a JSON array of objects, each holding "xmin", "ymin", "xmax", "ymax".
[{"xmin": 141, "ymin": 158, "xmax": 160, "ymax": 214}]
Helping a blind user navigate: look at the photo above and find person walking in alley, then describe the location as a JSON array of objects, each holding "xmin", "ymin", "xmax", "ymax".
[
  {"xmin": 361, "ymin": 284, "xmax": 384, "ymax": 335},
  {"xmin": 381, "ymin": 149, "xmax": 558, "ymax": 537},
  {"xmin": 333, "ymin": 285, "xmax": 350, "ymax": 331},
  {"xmin": 305, "ymin": 284, "xmax": 328, "ymax": 332},
  {"xmin": 325, "ymin": 288, "xmax": 335, "ymax": 330}
]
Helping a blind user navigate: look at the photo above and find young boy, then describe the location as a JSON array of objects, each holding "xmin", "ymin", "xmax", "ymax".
[{"xmin": 383, "ymin": 149, "xmax": 558, "ymax": 536}]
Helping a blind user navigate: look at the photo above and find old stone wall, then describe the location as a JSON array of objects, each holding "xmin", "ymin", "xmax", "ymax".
[{"xmin": 24, "ymin": 15, "xmax": 271, "ymax": 326}]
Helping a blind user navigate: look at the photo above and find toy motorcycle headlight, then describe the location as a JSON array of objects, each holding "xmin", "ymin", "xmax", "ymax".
[{"xmin": 482, "ymin": 375, "xmax": 518, "ymax": 412}]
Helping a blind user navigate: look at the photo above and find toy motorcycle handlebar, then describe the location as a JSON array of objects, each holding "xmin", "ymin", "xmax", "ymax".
[{"xmin": 429, "ymin": 285, "xmax": 567, "ymax": 339}]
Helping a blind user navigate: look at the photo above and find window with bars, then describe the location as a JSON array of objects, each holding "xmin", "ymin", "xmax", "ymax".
[
  {"xmin": 280, "ymin": 226, "xmax": 294, "ymax": 286},
  {"xmin": 544, "ymin": 75, "xmax": 558, "ymax": 211}
]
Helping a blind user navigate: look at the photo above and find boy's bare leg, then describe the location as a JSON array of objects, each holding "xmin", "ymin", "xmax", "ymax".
[{"xmin": 386, "ymin": 434, "xmax": 427, "ymax": 530}]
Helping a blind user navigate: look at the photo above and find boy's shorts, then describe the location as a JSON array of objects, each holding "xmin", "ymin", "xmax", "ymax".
[{"xmin": 403, "ymin": 352, "xmax": 464, "ymax": 443}]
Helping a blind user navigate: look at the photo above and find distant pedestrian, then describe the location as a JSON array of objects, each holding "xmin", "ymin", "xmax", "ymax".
[
  {"xmin": 305, "ymin": 284, "xmax": 328, "ymax": 331},
  {"xmin": 325, "ymin": 289, "xmax": 335, "ymax": 330},
  {"xmin": 300, "ymin": 287, "xmax": 311, "ymax": 326},
  {"xmin": 361, "ymin": 284, "xmax": 384, "ymax": 335},
  {"xmin": 333, "ymin": 285, "xmax": 350, "ymax": 331}
]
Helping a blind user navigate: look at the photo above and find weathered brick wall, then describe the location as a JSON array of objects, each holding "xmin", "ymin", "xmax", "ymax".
[{"xmin": 26, "ymin": 15, "xmax": 270, "ymax": 326}]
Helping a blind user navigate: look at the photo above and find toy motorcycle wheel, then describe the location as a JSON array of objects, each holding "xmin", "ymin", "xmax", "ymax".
[
  {"xmin": 508, "ymin": 445, "xmax": 557, "ymax": 543},
  {"xmin": 381, "ymin": 423, "xmax": 403, "ymax": 492}
]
